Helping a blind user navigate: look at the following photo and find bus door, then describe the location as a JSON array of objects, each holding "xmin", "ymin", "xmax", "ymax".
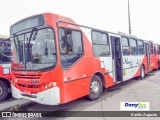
[
  {"xmin": 145, "ymin": 43, "xmax": 150, "ymax": 71},
  {"xmin": 110, "ymin": 36, "xmax": 123, "ymax": 82}
]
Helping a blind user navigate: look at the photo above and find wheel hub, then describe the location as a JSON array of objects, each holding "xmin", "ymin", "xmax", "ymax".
[
  {"xmin": 141, "ymin": 67, "xmax": 144, "ymax": 78},
  {"xmin": 91, "ymin": 81, "xmax": 100, "ymax": 94},
  {"xmin": 0, "ymin": 86, "xmax": 3, "ymax": 96}
]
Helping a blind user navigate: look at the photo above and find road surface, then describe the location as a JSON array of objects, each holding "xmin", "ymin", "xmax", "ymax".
[{"xmin": 1, "ymin": 70, "xmax": 160, "ymax": 120}]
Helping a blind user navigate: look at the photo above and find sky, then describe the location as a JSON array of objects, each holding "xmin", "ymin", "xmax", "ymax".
[{"xmin": 0, "ymin": 0, "xmax": 160, "ymax": 44}]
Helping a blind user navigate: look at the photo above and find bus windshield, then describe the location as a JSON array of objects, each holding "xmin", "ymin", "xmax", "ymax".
[
  {"xmin": 0, "ymin": 40, "xmax": 11, "ymax": 63},
  {"xmin": 12, "ymin": 28, "xmax": 57, "ymax": 71}
]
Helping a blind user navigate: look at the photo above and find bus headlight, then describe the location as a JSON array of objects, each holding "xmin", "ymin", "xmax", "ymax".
[
  {"xmin": 44, "ymin": 82, "xmax": 56, "ymax": 89},
  {"xmin": 44, "ymin": 84, "xmax": 48, "ymax": 89},
  {"xmin": 11, "ymin": 80, "xmax": 16, "ymax": 85},
  {"xmin": 48, "ymin": 83, "xmax": 53, "ymax": 88},
  {"xmin": 3, "ymin": 68, "xmax": 10, "ymax": 74}
]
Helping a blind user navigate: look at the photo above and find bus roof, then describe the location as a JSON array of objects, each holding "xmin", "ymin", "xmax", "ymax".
[{"xmin": 10, "ymin": 12, "xmax": 159, "ymax": 45}]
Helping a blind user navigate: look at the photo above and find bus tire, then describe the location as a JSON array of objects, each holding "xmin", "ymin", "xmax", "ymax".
[
  {"xmin": 0, "ymin": 81, "xmax": 9, "ymax": 102},
  {"xmin": 87, "ymin": 75, "xmax": 103, "ymax": 101},
  {"xmin": 156, "ymin": 66, "xmax": 159, "ymax": 71},
  {"xmin": 155, "ymin": 62, "xmax": 159, "ymax": 71},
  {"xmin": 140, "ymin": 65, "xmax": 145, "ymax": 80}
]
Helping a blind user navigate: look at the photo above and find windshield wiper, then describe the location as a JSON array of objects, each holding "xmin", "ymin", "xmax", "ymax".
[
  {"xmin": 13, "ymin": 34, "xmax": 18, "ymax": 52},
  {"xmin": 16, "ymin": 36, "xmax": 23, "ymax": 63},
  {"xmin": 26, "ymin": 27, "xmax": 38, "ymax": 64},
  {"xmin": 45, "ymin": 41, "xmax": 48, "ymax": 56},
  {"xmin": 28, "ymin": 27, "xmax": 38, "ymax": 45},
  {"xmin": 13, "ymin": 34, "xmax": 21, "ymax": 59},
  {"xmin": 13, "ymin": 34, "xmax": 24, "ymax": 63}
]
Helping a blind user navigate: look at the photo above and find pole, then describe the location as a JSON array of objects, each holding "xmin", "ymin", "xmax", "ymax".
[{"xmin": 128, "ymin": 0, "xmax": 131, "ymax": 34}]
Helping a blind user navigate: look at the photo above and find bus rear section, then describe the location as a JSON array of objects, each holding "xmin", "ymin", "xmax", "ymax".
[
  {"xmin": 144, "ymin": 42, "xmax": 159, "ymax": 72},
  {"xmin": 10, "ymin": 13, "xmax": 156, "ymax": 105},
  {"xmin": 0, "ymin": 37, "xmax": 12, "ymax": 102},
  {"xmin": 153, "ymin": 44, "xmax": 159, "ymax": 70},
  {"xmin": 157, "ymin": 45, "xmax": 160, "ymax": 68}
]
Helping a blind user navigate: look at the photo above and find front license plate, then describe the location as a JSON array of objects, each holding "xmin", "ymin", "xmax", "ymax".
[{"xmin": 23, "ymin": 91, "xmax": 32, "ymax": 96}]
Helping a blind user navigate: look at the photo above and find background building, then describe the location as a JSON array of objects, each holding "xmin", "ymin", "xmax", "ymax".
[{"xmin": 0, "ymin": 35, "xmax": 8, "ymax": 40}]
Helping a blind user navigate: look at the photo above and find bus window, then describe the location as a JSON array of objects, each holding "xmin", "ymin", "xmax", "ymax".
[
  {"xmin": 158, "ymin": 46, "xmax": 160, "ymax": 55},
  {"xmin": 154, "ymin": 46, "xmax": 157, "ymax": 55},
  {"xmin": 0, "ymin": 40, "xmax": 11, "ymax": 63},
  {"xmin": 121, "ymin": 37, "xmax": 130, "ymax": 56},
  {"xmin": 137, "ymin": 40, "xmax": 145, "ymax": 55},
  {"xmin": 129, "ymin": 38, "xmax": 138, "ymax": 55},
  {"xmin": 91, "ymin": 31, "xmax": 110, "ymax": 57},
  {"xmin": 59, "ymin": 28, "xmax": 84, "ymax": 69},
  {"xmin": 150, "ymin": 43, "xmax": 153, "ymax": 54}
]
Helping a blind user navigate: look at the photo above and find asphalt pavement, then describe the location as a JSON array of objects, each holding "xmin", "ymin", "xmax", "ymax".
[{"xmin": 1, "ymin": 70, "xmax": 160, "ymax": 120}]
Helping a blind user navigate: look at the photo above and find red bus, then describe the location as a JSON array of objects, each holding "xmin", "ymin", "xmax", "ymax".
[
  {"xmin": 143, "ymin": 41, "xmax": 159, "ymax": 72},
  {"xmin": 158, "ymin": 45, "xmax": 160, "ymax": 68},
  {"xmin": 0, "ymin": 38, "xmax": 12, "ymax": 102},
  {"xmin": 153, "ymin": 44, "xmax": 159, "ymax": 69},
  {"xmin": 10, "ymin": 13, "xmax": 159, "ymax": 105}
]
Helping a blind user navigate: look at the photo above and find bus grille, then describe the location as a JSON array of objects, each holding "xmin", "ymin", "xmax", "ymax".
[
  {"xmin": 14, "ymin": 74, "xmax": 41, "ymax": 79},
  {"xmin": 18, "ymin": 83, "xmax": 40, "ymax": 88}
]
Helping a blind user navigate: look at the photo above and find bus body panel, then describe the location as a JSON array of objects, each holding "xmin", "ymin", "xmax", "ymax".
[
  {"xmin": 158, "ymin": 45, "xmax": 160, "ymax": 67},
  {"xmin": 0, "ymin": 64, "xmax": 11, "ymax": 80},
  {"xmin": 122, "ymin": 55, "xmax": 144, "ymax": 81},
  {"xmin": 153, "ymin": 45, "xmax": 159, "ymax": 69},
  {"xmin": 11, "ymin": 82, "xmax": 60, "ymax": 105}
]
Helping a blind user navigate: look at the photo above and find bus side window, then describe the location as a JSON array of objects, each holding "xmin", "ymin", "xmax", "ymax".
[
  {"xmin": 59, "ymin": 28, "xmax": 83, "ymax": 54},
  {"xmin": 59, "ymin": 28, "xmax": 67, "ymax": 53},
  {"xmin": 154, "ymin": 46, "xmax": 156, "ymax": 55},
  {"xmin": 159, "ymin": 46, "xmax": 160, "ymax": 55},
  {"xmin": 59, "ymin": 28, "xmax": 84, "ymax": 69},
  {"xmin": 71, "ymin": 31, "xmax": 83, "ymax": 54},
  {"xmin": 137, "ymin": 40, "xmax": 145, "ymax": 55},
  {"xmin": 150, "ymin": 43, "xmax": 153, "ymax": 54},
  {"xmin": 121, "ymin": 37, "xmax": 130, "ymax": 56},
  {"xmin": 129, "ymin": 38, "xmax": 138, "ymax": 55},
  {"xmin": 91, "ymin": 31, "xmax": 110, "ymax": 57}
]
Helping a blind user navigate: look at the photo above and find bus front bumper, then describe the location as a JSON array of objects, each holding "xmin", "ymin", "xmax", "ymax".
[{"xmin": 11, "ymin": 84, "xmax": 60, "ymax": 105}]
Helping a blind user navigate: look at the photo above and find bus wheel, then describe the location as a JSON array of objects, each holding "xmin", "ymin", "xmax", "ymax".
[
  {"xmin": 87, "ymin": 75, "xmax": 103, "ymax": 101},
  {"xmin": 156, "ymin": 66, "xmax": 159, "ymax": 71},
  {"xmin": 140, "ymin": 65, "xmax": 145, "ymax": 80},
  {"xmin": 0, "ymin": 81, "xmax": 9, "ymax": 102}
]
